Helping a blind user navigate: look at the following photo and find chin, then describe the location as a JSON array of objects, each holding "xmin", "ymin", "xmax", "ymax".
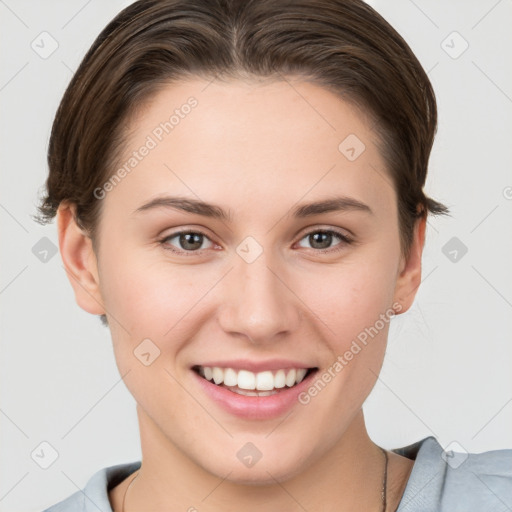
[{"xmin": 200, "ymin": 450, "xmax": 311, "ymax": 486}]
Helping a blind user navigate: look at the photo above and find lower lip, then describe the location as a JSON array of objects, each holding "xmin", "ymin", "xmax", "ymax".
[{"xmin": 192, "ymin": 369, "xmax": 318, "ymax": 420}]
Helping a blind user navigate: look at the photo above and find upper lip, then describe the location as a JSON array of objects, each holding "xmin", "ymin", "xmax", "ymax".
[{"xmin": 193, "ymin": 359, "xmax": 317, "ymax": 373}]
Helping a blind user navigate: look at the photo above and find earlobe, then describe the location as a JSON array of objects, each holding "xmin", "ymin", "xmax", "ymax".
[
  {"xmin": 56, "ymin": 202, "xmax": 106, "ymax": 316},
  {"xmin": 392, "ymin": 215, "xmax": 427, "ymax": 315}
]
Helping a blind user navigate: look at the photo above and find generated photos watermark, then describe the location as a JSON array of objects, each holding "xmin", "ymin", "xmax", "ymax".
[
  {"xmin": 93, "ymin": 96, "xmax": 198, "ymax": 200},
  {"xmin": 298, "ymin": 302, "xmax": 402, "ymax": 405}
]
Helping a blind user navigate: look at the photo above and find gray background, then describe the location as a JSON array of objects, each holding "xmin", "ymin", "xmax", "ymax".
[{"xmin": 1, "ymin": 0, "xmax": 511, "ymax": 511}]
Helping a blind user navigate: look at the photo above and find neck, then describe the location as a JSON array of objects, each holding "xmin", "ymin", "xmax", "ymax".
[{"xmin": 122, "ymin": 406, "xmax": 390, "ymax": 512}]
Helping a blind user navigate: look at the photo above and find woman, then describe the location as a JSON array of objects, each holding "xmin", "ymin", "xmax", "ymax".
[{"xmin": 36, "ymin": 0, "xmax": 511, "ymax": 510}]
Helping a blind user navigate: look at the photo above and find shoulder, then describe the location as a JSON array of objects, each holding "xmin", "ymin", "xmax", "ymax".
[
  {"xmin": 394, "ymin": 436, "xmax": 512, "ymax": 512},
  {"xmin": 42, "ymin": 460, "xmax": 141, "ymax": 512}
]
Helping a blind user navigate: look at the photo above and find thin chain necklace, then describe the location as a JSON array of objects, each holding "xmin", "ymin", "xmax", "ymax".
[{"xmin": 120, "ymin": 447, "xmax": 388, "ymax": 512}]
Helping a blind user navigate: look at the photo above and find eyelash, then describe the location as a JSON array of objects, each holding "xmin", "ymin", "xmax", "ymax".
[{"xmin": 158, "ymin": 228, "xmax": 354, "ymax": 256}]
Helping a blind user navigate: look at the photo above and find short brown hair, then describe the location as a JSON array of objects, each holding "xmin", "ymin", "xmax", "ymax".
[{"xmin": 34, "ymin": 0, "xmax": 450, "ymax": 324}]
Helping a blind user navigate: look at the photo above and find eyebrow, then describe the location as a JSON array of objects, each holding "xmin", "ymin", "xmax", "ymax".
[{"xmin": 132, "ymin": 195, "xmax": 373, "ymax": 220}]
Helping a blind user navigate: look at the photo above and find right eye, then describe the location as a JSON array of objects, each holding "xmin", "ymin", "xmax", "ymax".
[{"xmin": 159, "ymin": 230, "xmax": 215, "ymax": 255}]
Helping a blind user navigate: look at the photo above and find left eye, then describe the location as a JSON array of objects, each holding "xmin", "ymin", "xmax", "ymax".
[{"xmin": 296, "ymin": 229, "xmax": 352, "ymax": 251}]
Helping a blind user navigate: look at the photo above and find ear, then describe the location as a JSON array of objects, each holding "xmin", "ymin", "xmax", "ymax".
[
  {"xmin": 56, "ymin": 202, "xmax": 105, "ymax": 316},
  {"xmin": 392, "ymin": 215, "xmax": 427, "ymax": 315}
]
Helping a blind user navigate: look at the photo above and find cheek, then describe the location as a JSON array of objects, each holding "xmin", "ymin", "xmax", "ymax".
[
  {"xmin": 297, "ymin": 265, "xmax": 397, "ymax": 414},
  {"xmin": 298, "ymin": 253, "xmax": 398, "ymax": 347},
  {"xmin": 99, "ymin": 247, "xmax": 193, "ymax": 327},
  {"xmin": 98, "ymin": 249, "xmax": 220, "ymax": 365}
]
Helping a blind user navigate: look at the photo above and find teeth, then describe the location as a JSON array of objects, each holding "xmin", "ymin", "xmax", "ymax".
[
  {"xmin": 285, "ymin": 369, "xmax": 297, "ymax": 387},
  {"xmin": 223, "ymin": 368, "xmax": 238, "ymax": 387},
  {"xmin": 256, "ymin": 371, "xmax": 274, "ymax": 391},
  {"xmin": 231, "ymin": 388, "xmax": 278, "ymax": 397},
  {"xmin": 274, "ymin": 369, "xmax": 286, "ymax": 388},
  {"xmin": 238, "ymin": 370, "xmax": 256, "ymax": 390},
  {"xmin": 212, "ymin": 367, "xmax": 224, "ymax": 385},
  {"xmin": 296, "ymin": 368, "xmax": 307, "ymax": 382},
  {"xmin": 203, "ymin": 367, "xmax": 213, "ymax": 381},
  {"xmin": 197, "ymin": 366, "xmax": 310, "ymax": 391}
]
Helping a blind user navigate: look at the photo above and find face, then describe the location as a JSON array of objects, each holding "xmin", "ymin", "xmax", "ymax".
[{"xmin": 63, "ymin": 77, "xmax": 423, "ymax": 484}]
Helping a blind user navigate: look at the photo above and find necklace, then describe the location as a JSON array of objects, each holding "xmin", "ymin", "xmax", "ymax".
[
  {"xmin": 381, "ymin": 446, "xmax": 389, "ymax": 512},
  {"xmin": 120, "ymin": 447, "xmax": 388, "ymax": 512}
]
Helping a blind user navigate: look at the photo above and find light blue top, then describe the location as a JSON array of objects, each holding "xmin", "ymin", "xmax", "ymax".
[{"xmin": 42, "ymin": 436, "xmax": 512, "ymax": 511}]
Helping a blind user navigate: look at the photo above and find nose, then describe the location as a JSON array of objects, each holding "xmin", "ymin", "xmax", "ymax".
[{"xmin": 217, "ymin": 251, "xmax": 301, "ymax": 345}]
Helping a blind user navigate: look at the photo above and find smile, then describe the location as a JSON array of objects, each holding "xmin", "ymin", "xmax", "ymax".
[{"xmin": 193, "ymin": 365, "xmax": 316, "ymax": 396}]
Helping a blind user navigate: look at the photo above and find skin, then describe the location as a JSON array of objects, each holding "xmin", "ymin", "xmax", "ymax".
[{"xmin": 57, "ymin": 77, "xmax": 424, "ymax": 511}]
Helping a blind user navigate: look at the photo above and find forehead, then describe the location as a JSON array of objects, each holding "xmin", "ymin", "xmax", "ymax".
[{"xmin": 104, "ymin": 77, "xmax": 396, "ymax": 221}]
